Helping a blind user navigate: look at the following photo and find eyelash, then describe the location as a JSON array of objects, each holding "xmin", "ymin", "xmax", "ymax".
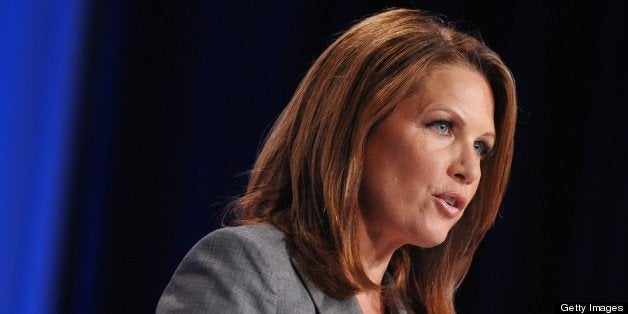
[{"xmin": 425, "ymin": 120, "xmax": 495, "ymax": 159}]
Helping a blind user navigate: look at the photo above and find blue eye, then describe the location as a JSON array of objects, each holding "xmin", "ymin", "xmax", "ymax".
[
  {"xmin": 430, "ymin": 121, "xmax": 451, "ymax": 135},
  {"xmin": 473, "ymin": 141, "xmax": 486, "ymax": 154},
  {"xmin": 474, "ymin": 141, "xmax": 494, "ymax": 158}
]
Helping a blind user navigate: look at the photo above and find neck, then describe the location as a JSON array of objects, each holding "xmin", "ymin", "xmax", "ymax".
[
  {"xmin": 356, "ymin": 290, "xmax": 387, "ymax": 314},
  {"xmin": 355, "ymin": 215, "xmax": 400, "ymax": 314},
  {"xmin": 356, "ymin": 215, "xmax": 400, "ymax": 285}
]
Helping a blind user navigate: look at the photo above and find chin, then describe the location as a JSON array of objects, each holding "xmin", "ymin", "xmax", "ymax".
[
  {"xmin": 416, "ymin": 236, "xmax": 448, "ymax": 248},
  {"xmin": 411, "ymin": 227, "xmax": 452, "ymax": 248}
]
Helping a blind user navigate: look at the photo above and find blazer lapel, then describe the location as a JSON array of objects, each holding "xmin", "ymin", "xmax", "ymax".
[
  {"xmin": 290, "ymin": 258, "xmax": 362, "ymax": 313},
  {"xmin": 289, "ymin": 258, "xmax": 408, "ymax": 313}
]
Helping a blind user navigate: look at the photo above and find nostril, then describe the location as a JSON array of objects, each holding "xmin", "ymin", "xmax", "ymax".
[{"xmin": 455, "ymin": 173, "xmax": 466, "ymax": 181}]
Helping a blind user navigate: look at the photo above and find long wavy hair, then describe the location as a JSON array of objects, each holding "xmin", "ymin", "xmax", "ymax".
[{"xmin": 231, "ymin": 8, "xmax": 516, "ymax": 313}]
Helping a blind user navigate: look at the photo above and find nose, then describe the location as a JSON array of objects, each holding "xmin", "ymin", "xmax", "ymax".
[{"xmin": 447, "ymin": 144, "xmax": 481, "ymax": 185}]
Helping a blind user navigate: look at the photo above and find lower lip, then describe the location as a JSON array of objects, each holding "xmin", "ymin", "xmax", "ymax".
[{"xmin": 434, "ymin": 197, "xmax": 461, "ymax": 218}]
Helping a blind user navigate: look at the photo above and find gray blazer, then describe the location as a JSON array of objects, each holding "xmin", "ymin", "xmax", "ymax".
[{"xmin": 157, "ymin": 224, "xmax": 407, "ymax": 313}]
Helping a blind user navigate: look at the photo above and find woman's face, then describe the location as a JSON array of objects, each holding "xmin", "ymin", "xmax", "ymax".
[{"xmin": 359, "ymin": 65, "xmax": 495, "ymax": 249}]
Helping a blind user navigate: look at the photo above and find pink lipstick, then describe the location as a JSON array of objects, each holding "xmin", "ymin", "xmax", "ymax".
[{"xmin": 434, "ymin": 193, "xmax": 467, "ymax": 218}]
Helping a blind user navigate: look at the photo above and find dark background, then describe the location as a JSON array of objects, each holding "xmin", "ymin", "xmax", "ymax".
[{"xmin": 59, "ymin": 1, "xmax": 627, "ymax": 313}]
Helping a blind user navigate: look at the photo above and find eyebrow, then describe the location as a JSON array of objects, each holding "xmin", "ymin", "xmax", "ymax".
[{"xmin": 483, "ymin": 133, "xmax": 497, "ymax": 140}]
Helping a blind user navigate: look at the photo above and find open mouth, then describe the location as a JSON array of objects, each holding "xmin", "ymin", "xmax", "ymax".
[
  {"xmin": 443, "ymin": 197, "xmax": 456, "ymax": 207},
  {"xmin": 434, "ymin": 192, "xmax": 467, "ymax": 217}
]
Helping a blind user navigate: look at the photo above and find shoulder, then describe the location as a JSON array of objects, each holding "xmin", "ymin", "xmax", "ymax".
[
  {"xmin": 201, "ymin": 224, "xmax": 286, "ymax": 255},
  {"xmin": 157, "ymin": 224, "xmax": 311, "ymax": 313},
  {"xmin": 199, "ymin": 224, "xmax": 292, "ymax": 271}
]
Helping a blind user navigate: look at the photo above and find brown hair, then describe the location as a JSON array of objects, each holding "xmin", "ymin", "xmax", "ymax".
[{"xmin": 232, "ymin": 8, "xmax": 516, "ymax": 313}]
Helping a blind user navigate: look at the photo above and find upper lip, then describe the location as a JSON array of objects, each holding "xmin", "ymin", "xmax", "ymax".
[{"xmin": 434, "ymin": 192, "xmax": 468, "ymax": 210}]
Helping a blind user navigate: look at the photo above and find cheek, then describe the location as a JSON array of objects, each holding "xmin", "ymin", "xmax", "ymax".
[
  {"xmin": 373, "ymin": 145, "xmax": 449, "ymax": 213},
  {"xmin": 360, "ymin": 137, "xmax": 414, "ymax": 214},
  {"xmin": 403, "ymin": 142, "xmax": 449, "ymax": 185}
]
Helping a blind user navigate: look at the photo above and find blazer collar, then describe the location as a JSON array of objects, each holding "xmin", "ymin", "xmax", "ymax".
[
  {"xmin": 290, "ymin": 258, "xmax": 361, "ymax": 313},
  {"xmin": 290, "ymin": 258, "xmax": 408, "ymax": 313}
]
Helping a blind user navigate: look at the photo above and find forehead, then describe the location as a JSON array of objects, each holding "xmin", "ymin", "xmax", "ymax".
[
  {"xmin": 405, "ymin": 65, "xmax": 495, "ymax": 131},
  {"xmin": 415, "ymin": 63, "xmax": 488, "ymax": 94}
]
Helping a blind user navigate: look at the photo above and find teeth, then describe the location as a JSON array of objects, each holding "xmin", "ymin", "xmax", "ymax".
[{"xmin": 445, "ymin": 198, "xmax": 455, "ymax": 206}]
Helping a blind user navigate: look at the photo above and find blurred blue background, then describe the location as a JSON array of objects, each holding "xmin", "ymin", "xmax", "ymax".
[{"xmin": 1, "ymin": 1, "xmax": 626, "ymax": 313}]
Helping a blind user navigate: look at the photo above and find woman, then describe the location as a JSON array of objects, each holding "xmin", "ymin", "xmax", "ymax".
[{"xmin": 158, "ymin": 8, "xmax": 516, "ymax": 314}]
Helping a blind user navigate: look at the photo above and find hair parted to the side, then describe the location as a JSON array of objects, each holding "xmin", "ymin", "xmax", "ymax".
[{"xmin": 231, "ymin": 8, "xmax": 516, "ymax": 314}]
